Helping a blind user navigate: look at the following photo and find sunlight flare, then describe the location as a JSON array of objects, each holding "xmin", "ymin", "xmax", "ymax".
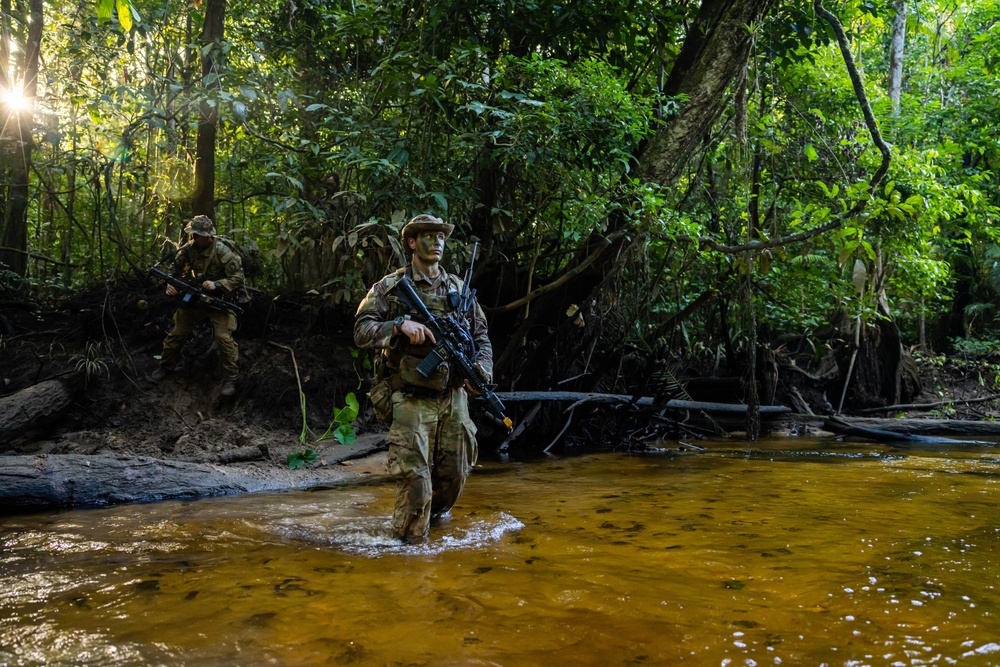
[{"xmin": 1, "ymin": 84, "xmax": 31, "ymax": 113}]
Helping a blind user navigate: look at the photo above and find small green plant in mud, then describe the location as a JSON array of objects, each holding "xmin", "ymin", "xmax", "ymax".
[
  {"xmin": 286, "ymin": 393, "xmax": 360, "ymax": 469},
  {"xmin": 72, "ymin": 341, "xmax": 110, "ymax": 387},
  {"xmin": 286, "ymin": 448, "xmax": 319, "ymax": 470},
  {"xmin": 317, "ymin": 392, "xmax": 359, "ymax": 445}
]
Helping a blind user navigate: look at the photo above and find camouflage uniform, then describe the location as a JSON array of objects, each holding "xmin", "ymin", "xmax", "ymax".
[
  {"xmin": 354, "ymin": 264, "xmax": 493, "ymax": 541},
  {"xmin": 160, "ymin": 228, "xmax": 245, "ymax": 380}
]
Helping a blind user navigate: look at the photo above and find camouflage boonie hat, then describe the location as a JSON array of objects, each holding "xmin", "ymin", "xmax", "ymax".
[
  {"xmin": 401, "ymin": 214, "xmax": 454, "ymax": 244},
  {"xmin": 184, "ymin": 215, "xmax": 216, "ymax": 236}
]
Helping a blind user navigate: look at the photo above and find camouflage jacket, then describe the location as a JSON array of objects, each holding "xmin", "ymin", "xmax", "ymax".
[
  {"xmin": 172, "ymin": 239, "xmax": 245, "ymax": 294},
  {"xmin": 354, "ymin": 265, "xmax": 493, "ymax": 386}
]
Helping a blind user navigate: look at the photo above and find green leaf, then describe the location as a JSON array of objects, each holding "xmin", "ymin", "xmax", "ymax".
[
  {"xmin": 117, "ymin": 0, "xmax": 132, "ymax": 30},
  {"xmin": 334, "ymin": 424, "xmax": 357, "ymax": 445},
  {"xmin": 804, "ymin": 144, "xmax": 818, "ymax": 162},
  {"xmin": 286, "ymin": 449, "xmax": 318, "ymax": 470},
  {"xmin": 331, "ymin": 393, "xmax": 360, "ymax": 425},
  {"xmin": 97, "ymin": 0, "xmax": 114, "ymax": 21}
]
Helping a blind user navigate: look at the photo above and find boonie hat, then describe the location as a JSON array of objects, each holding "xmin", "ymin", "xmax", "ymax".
[
  {"xmin": 184, "ymin": 215, "xmax": 216, "ymax": 236},
  {"xmin": 401, "ymin": 214, "xmax": 454, "ymax": 243}
]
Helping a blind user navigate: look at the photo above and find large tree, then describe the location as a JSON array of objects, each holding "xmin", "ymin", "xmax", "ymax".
[
  {"xmin": 192, "ymin": 0, "xmax": 227, "ymax": 219},
  {"xmin": 0, "ymin": 0, "xmax": 43, "ymax": 277}
]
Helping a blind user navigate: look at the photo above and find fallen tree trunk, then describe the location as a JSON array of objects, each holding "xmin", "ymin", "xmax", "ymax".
[
  {"xmin": 814, "ymin": 416, "xmax": 1000, "ymax": 436},
  {"xmin": 0, "ymin": 435, "xmax": 388, "ymax": 512},
  {"xmin": 855, "ymin": 394, "xmax": 1000, "ymax": 415},
  {"xmin": 0, "ymin": 379, "xmax": 75, "ymax": 446},
  {"xmin": 493, "ymin": 391, "xmax": 791, "ymax": 414},
  {"xmin": 822, "ymin": 416, "xmax": 993, "ymax": 446}
]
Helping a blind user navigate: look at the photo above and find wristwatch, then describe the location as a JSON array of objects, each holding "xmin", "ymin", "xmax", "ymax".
[{"xmin": 392, "ymin": 315, "xmax": 410, "ymax": 335}]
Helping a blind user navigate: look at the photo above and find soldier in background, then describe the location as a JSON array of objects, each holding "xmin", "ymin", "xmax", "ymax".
[
  {"xmin": 354, "ymin": 214, "xmax": 493, "ymax": 542},
  {"xmin": 152, "ymin": 215, "xmax": 245, "ymax": 397}
]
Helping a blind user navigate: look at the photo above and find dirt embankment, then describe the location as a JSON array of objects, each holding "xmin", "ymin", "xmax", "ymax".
[{"xmin": 1, "ymin": 281, "xmax": 389, "ymax": 511}]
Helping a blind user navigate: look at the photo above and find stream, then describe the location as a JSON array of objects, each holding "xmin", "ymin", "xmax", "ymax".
[{"xmin": 3, "ymin": 437, "xmax": 1000, "ymax": 665}]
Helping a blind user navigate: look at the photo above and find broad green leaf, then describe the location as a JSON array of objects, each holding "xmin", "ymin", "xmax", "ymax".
[
  {"xmin": 334, "ymin": 424, "xmax": 357, "ymax": 445},
  {"xmin": 117, "ymin": 0, "xmax": 132, "ymax": 30},
  {"xmin": 97, "ymin": 0, "xmax": 113, "ymax": 21}
]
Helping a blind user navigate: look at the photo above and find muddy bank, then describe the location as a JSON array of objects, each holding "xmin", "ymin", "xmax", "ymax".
[{"xmin": 1, "ymin": 281, "xmax": 393, "ymax": 511}]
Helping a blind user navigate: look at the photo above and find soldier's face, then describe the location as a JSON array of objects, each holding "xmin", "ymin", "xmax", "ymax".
[
  {"xmin": 410, "ymin": 231, "xmax": 446, "ymax": 263},
  {"xmin": 193, "ymin": 234, "xmax": 213, "ymax": 249}
]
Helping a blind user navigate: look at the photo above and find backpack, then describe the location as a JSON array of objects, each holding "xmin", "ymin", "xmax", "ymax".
[{"xmin": 218, "ymin": 236, "xmax": 263, "ymax": 278}]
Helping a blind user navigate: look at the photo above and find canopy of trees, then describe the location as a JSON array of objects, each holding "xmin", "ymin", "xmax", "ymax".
[{"xmin": 4, "ymin": 0, "xmax": 1000, "ymax": 431}]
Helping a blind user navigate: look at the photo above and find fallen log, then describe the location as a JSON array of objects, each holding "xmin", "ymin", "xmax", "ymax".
[
  {"xmin": 855, "ymin": 394, "xmax": 1000, "ymax": 415},
  {"xmin": 815, "ymin": 416, "xmax": 1000, "ymax": 436},
  {"xmin": 823, "ymin": 416, "xmax": 994, "ymax": 446},
  {"xmin": 0, "ymin": 434, "xmax": 389, "ymax": 512},
  {"xmin": 0, "ymin": 379, "xmax": 75, "ymax": 446},
  {"xmin": 493, "ymin": 391, "xmax": 790, "ymax": 414}
]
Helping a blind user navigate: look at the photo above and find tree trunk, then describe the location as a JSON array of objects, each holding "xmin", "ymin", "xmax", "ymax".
[
  {"xmin": 0, "ymin": 379, "xmax": 75, "ymax": 446},
  {"xmin": 0, "ymin": 0, "xmax": 43, "ymax": 277},
  {"xmin": 888, "ymin": 1, "xmax": 906, "ymax": 114},
  {"xmin": 488, "ymin": 0, "xmax": 777, "ymax": 410},
  {"xmin": 192, "ymin": 0, "xmax": 227, "ymax": 219},
  {"xmin": 638, "ymin": 0, "xmax": 776, "ymax": 188}
]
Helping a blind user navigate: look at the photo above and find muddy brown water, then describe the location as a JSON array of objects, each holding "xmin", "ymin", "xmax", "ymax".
[{"xmin": 3, "ymin": 437, "xmax": 1000, "ymax": 666}]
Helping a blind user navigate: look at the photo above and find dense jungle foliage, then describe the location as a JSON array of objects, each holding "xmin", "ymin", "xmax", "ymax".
[{"xmin": 4, "ymin": 0, "xmax": 1000, "ymax": 428}]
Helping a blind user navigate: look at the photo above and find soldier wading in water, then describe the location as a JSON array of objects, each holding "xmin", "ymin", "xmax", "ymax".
[
  {"xmin": 152, "ymin": 215, "xmax": 245, "ymax": 397},
  {"xmin": 354, "ymin": 215, "xmax": 494, "ymax": 542}
]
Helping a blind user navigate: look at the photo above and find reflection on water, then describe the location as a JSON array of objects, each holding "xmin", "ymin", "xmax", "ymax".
[{"xmin": 3, "ymin": 437, "xmax": 1000, "ymax": 666}]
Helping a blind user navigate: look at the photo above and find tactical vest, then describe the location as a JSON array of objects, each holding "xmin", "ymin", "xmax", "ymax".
[
  {"xmin": 178, "ymin": 240, "xmax": 231, "ymax": 283},
  {"xmin": 379, "ymin": 267, "xmax": 469, "ymax": 391}
]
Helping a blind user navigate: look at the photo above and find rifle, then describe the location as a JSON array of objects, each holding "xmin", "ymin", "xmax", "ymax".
[
  {"xmin": 392, "ymin": 274, "xmax": 513, "ymax": 431},
  {"xmin": 149, "ymin": 266, "xmax": 244, "ymax": 315}
]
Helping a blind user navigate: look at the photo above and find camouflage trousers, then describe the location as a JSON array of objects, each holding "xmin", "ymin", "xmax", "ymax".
[
  {"xmin": 160, "ymin": 307, "xmax": 239, "ymax": 377},
  {"xmin": 386, "ymin": 386, "xmax": 478, "ymax": 541}
]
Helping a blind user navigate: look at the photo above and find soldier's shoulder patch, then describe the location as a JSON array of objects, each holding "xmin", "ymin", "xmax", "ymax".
[{"xmin": 378, "ymin": 268, "xmax": 407, "ymax": 292}]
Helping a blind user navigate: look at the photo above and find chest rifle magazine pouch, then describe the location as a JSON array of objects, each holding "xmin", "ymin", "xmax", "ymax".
[{"xmin": 399, "ymin": 354, "xmax": 450, "ymax": 391}]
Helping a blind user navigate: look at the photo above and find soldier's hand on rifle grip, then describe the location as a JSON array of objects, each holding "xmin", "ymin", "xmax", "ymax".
[
  {"xmin": 398, "ymin": 319, "xmax": 436, "ymax": 346},
  {"xmin": 463, "ymin": 379, "xmax": 482, "ymax": 396},
  {"xmin": 202, "ymin": 280, "xmax": 217, "ymax": 291},
  {"xmin": 165, "ymin": 283, "xmax": 179, "ymax": 297}
]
